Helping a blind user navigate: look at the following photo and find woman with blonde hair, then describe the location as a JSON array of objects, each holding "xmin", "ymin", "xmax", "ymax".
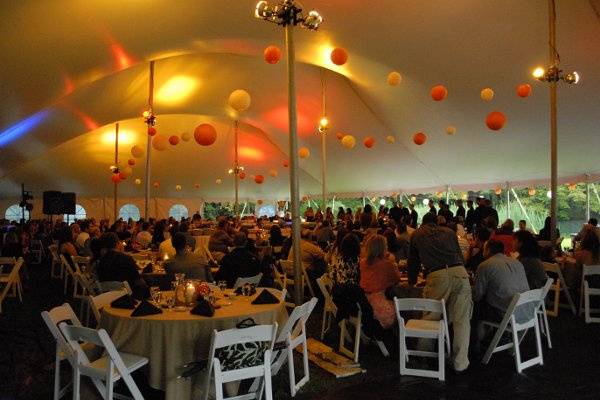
[{"xmin": 360, "ymin": 234, "xmax": 401, "ymax": 328}]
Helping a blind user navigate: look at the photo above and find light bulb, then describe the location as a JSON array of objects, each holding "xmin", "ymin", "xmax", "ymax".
[
  {"xmin": 379, "ymin": 199, "xmax": 386, "ymax": 206},
  {"xmin": 142, "ymin": 110, "xmax": 150, "ymax": 118},
  {"xmin": 319, "ymin": 116, "xmax": 329, "ymax": 132},
  {"xmin": 532, "ymin": 67, "xmax": 545, "ymax": 79},
  {"xmin": 565, "ymin": 71, "xmax": 580, "ymax": 84}
]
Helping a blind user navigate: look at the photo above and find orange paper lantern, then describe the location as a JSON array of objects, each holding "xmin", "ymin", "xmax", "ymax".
[
  {"xmin": 153, "ymin": 181, "xmax": 160, "ymax": 188},
  {"xmin": 239, "ymin": 171, "xmax": 246, "ymax": 180},
  {"xmin": 152, "ymin": 135, "xmax": 168, "ymax": 151},
  {"xmin": 147, "ymin": 127, "xmax": 157, "ymax": 136},
  {"xmin": 283, "ymin": 160, "xmax": 289, "ymax": 168},
  {"xmin": 363, "ymin": 136, "xmax": 375, "ymax": 148},
  {"xmin": 269, "ymin": 169, "xmax": 278, "ymax": 178},
  {"xmin": 255, "ymin": 175, "xmax": 264, "ymax": 184},
  {"xmin": 169, "ymin": 135, "xmax": 180, "ymax": 145},
  {"xmin": 413, "ymin": 132, "xmax": 427, "ymax": 145},
  {"xmin": 430, "ymin": 85, "xmax": 448, "ymax": 101},
  {"xmin": 336, "ymin": 132, "xmax": 344, "ymax": 140},
  {"xmin": 330, "ymin": 48, "xmax": 348, "ymax": 66},
  {"xmin": 127, "ymin": 159, "xmax": 135, "ymax": 166},
  {"xmin": 131, "ymin": 145, "xmax": 144, "ymax": 159},
  {"xmin": 517, "ymin": 84, "xmax": 532, "ymax": 98},
  {"xmin": 194, "ymin": 183, "xmax": 200, "ymax": 189},
  {"xmin": 111, "ymin": 174, "xmax": 121, "ymax": 184},
  {"xmin": 298, "ymin": 147, "xmax": 310, "ymax": 159},
  {"xmin": 194, "ymin": 123, "xmax": 217, "ymax": 146},
  {"xmin": 486, "ymin": 111, "xmax": 506, "ymax": 131},
  {"xmin": 257, "ymin": 199, "xmax": 263, "ymax": 205},
  {"xmin": 264, "ymin": 45, "xmax": 281, "ymax": 64}
]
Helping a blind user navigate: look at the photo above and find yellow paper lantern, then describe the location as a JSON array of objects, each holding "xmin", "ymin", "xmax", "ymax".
[
  {"xmin": 269, "ymin": 169, "xmax": 278, "ymax": 178},
  {"xmin": 152, "ymin": 135, "xmax": 168, "ymax": 151},
  {"xmin": 410, "ymin": 196, "xmax": 417, "ymax": 202},
  {"xmin": 436, "ymin": 191, "xmax": 443, "ymax": 198},
  {"xmin": 228, "ymin": 89, "xmax": 251, "ymax": 112},
  {"xmin": 341, "ymin": 135, "xmax": 356, "ymax": 149},
  {"xmin": 215, "ymin": 178, "xmax": 222, "ymax": 185},
  {"xmin": 480, "ymin": 88, "xmax": 494, "ymax": 101},
  {"xmin": 387, "ymin": 71, "xmax": 402, "ymax": 86},
  {"xmin": 528, "ymin": 187, "xmax": 536, "ymax": 196},
  {"xmin": 495, "ymin": 187, "xmax": 502, "ymax": 195},
  {"xmin": 134, "ymin": 178, "xmax": 142, "ymax": 185},
  {"xmin": 131, "ymin": 145, "xmax": 144, "ymax": 158},
  {"xmin": 461, "ymin": 193, "xmax": 468, "ymax": 200},
  {"xmin": 446, "ymin": 126, "xmax": 456, "ymax": 135},
  {"xmin": 298, "ymin": 147, "xmax": 310, "ymax": 159},
  {"xmin": 175, "ymin": 184, "xmax": 182, "ymax": 191},
  {"xmin": 386, "ymin": 135, "xmax": 396, "ymax": 144},
  {"xmin": 568, "ymin": 183, "xmax": 577, "ymax": 191},
  {"xmin": 181, "ymin": 132, "xmax": 191, "ymax": 142}
]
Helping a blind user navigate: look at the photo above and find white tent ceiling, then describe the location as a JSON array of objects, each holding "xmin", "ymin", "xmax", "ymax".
[{"xmin": 1, "ymin": 0, "xmax": 599, "ymax": 201}]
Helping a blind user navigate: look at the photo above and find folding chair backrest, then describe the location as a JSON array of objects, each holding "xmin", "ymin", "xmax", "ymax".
[
  {"xmin": 582, "ymin": 265, "xmax": 600, "ymax": 279},
  {"xmin": 233, "ymin": 273, "xmax": 263, "ymax": 289},
  {"xmin": 394, "ymin": 297, "xmax": 445, "ymax": 314},
  {"xmin": 59, "ymin": 324, "xmax": 115, "ymax": 371},
  {"xmin": 89, "ymin": 289, "xmax": 128, "ymax": 322},
  {"xmin": 3, "ymin": 258, "xmax": 24, "ymax": 284},
  {"xmin": 541, "ymin": 277, "xmax": 553, "ymax": 299},
  {"xmin": 0, "ymin": 257, "xmax": 16, "ymax": 265},
  {"xmin": 97, "ymin": 280, "xmax": 132, "ymax": 295},
  {"xmin": 542, "ymin": 262, "xmax": 567, "ymax": 284},
  {"xmin": 41, "ymin": 303, "xmax": 83, "ymax": 361},
  {"xmin": 280, "ymin": 260, "xmax": 295, "ymax": 276},
  {"xmin": 507, "ymin": 287, "xmax": 544, "ymax": 326},
  {"xmin": 60, "ymin": 254, "xmax": 77, "ymax": 275},
  {"xmin": 316, "ymin": 276, "xmax": 336, "ymax": 311},
  {"xmin": 277, "ymin": 297, "xmax": 317, "ymax": 343}
]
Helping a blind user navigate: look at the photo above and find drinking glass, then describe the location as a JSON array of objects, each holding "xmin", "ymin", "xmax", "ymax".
[
  {"xmin": 218, "ymin": 280, "xmax": 227, "ymax": 292},
  {"xmin": 150, "ymin": 286, "xmax": 160, "ymax": 304}
]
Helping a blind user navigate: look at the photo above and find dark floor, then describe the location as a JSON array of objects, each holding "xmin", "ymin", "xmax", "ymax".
[{"xmin": 1, "ymin": 262, "xmax": 599, "ymax": 400}]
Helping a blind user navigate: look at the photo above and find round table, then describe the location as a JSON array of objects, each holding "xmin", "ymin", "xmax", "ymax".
[{"xmin": 100, "ymin": 289, "xmax": 288, "ymax": 400}]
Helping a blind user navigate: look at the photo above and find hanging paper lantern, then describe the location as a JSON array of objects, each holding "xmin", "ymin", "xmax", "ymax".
[
  {"xmin": 387, "ymin": 71, "xmax": 402, "ymax": 86},
  {"xmin": 568, "ymin": 183, "xmax": 577, "ymax": 191},
  {"xmin": 430, "ymin": 85, "xmax": 448, "ymax": 101},
  {"xmin": 461, "ymin": 193, "xmax": 468, "ymax": 200},
  {"xmin": 175, "ymin": 184, "xmax": 182, "ymax": 191},
  {"xmin": 436, "ymin": 191, "xmax": 443, "ymax": 198},
  {"xmin": 528, "ymin": 187, "xmax": 536, "ymax": 196},
  {"xmin": 255, "ymin": 175, "xmax": 265, "ymax": 184},
  {"xmin": 486, "ymin": 111, "xmax": 507, "ymax": 131},
  {"xmin": 302, "ymin": 196, "xmax": 308, "ymax": 202},
  {"xmin": 385, "ymin": 135, "xmax": 396, "ymax": 144},
  {"xmin": 152, "ymin": 134, "xmax": 168, "ymax": 151},
  {"xmin": 446, "ymin": 126, "xmax": 456, "ymax": 135},
  {"xmin": 153, "ymin": 181, "xmax": 160, "ymax": 188},
  {"xmin": 341, "ymin": 135, "xmax": 356, "ymax": 149},
  {"xmin": 194, "ymin": 123, "xmax": 217, "ymax": 146},
  {"xmin": 330, "ymin": 47, "xmax": 348, "ymax": 66},
  {"xmin": 181, "ymin": 132, "xmax": 191, "ymax": 142},
  {"xmin": 215, "ymin": 178, "xmax": 222, "ymax": 185},
  {"xmin": 131, "ymin": 145, "xmax": 144, "ymax": 159},
  {"xmin": 147, "ymin": 127, "xmax": 157, "ymax": 136},
  {"xmin": 336, "ymin": 132, "xmax": 345, "ymax": 140},
  {"xmin": 495, "ymin": 187, "xmax": 502, "ymax": 195},
  {"xmin": 517, "ymin": 84, "xmax": 532, "ymax": 98},
  {"xmin": 169, "ymin": 135, "xmax": 180, "ymax": 145},
  {"xmin": 239, "ymin": 171, "xmax": 246, "ymax": 180},
  {"xmin": 127, "ymin": 158, "xmax": 136, "ymax": 166},
  {"xmin": 134, "ymin": 178, "xmax": 142, "ymax": 185},
  {"xmin": 111, "ymin": 174, "xmax": 121, "ymax": 184},
  {"xmin": 282, "ymin": 159, "xmax": 289, "ymax": 168},
  {"xmin": 257, "ymin": 199, "xmax": 263, "ymax": 205},
  {"xmin": 413, "ymin": 132, "xmax": 427, "ymax": 145},
  {"xmin": 120, "ymin": 166, "xmax": 133, "ymax": 179},
  {"xmin": 228, "ymin": 89, "xmax": 251, "ymax": 112},
  {"xmin": 194, "ymin": 183, "xmax": 200, "ymax": 189},
  {"xmin": 480, "ymin": 88, "xmax": 494, "ymax": 101},
  {"xmin": 391, "ymin": 192, "xmax": 398, "ymax": 197},
  {"xmin": 363, "ymin": 136, "xmax": 375, "ymax": 148},
  {"xmin": 264, "ymin": 45, "xmax": 281, "ymax": 64},
  {"xmin": 298, "ymin": 147, "xmax": 310, "ymax": 159},
  {"xmin": 269, "ymin": 169, "xmax": 278, "ymax": 177}
]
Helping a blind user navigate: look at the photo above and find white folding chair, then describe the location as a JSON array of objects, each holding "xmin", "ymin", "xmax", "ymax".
[
  {"xmin": 280, "ymin": 260, "xmax": 315, "ymax": 299},
  {"xmin": 393, "ymin": 297, "xmax": 450, "ymax": 381},
  {"xmin": 60, "ymin": 255, "xmax": 77, "ymax": 296},
  {"xmin": 97, "ymin": 281, "xmax": 133, "ymax": 295},
  {"xmin": 233, "ymin": 273, "xmax": 263, "ymax": 290},
  {"xmin": 0, "ymin": 258, "xmax": 24, "ymax": 314},
  {"xmin": 482, "ymin": 288, "xmax": 545, "ymax": 373},
  {"xmin": 581, "ymin": 265, "xmax": 600, "ymax": 323},
  {"xmin": 536, "ymin": 278, "xmax": 554, "ymax": 348},
  {"xmin": 49, "ymin": 245, "xmax": 63, "ymax": 279},
  {"xmin": 88, "ymin": 289, "xmax": 129, "ymax": 327},
  {"xmin": 41, "ymin": 303, "xmax": 86, "ymax": 400},
  {"xmin": 59, "ymin": 323, "xmax": 148, "ymax": 400},
  {"xmin": 338, "ymin": 303, "xmax": 389, "ymax": 363},
  {"xmin": 73, "ymin": 271, "xmax": 100, "ymax": 326},
  {"xmin": 543, "ymin": 261, "xmax": 576, "ymax": 315},
  {"xmin": 316, "ymin": 276, "xmax": 337, "ymax": 340},
  {"xmin": 203, "ymin": 323, "xmax": 278, "ymax": 400}
]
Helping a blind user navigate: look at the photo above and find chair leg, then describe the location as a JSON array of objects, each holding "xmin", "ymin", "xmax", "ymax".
[
  {"xmin": 120, "ymin": 372, "xmax": 145, "ymax": 400},
  {"xmin": 552, "ymin": 286, "xmax": 560, "ymax": 316},
  {"xmin": 320, "ymin": 309, "xmax": 327, "ymax": 340},
  {"xmin": 585, "ymin": 288, "xmax": 590, "ymax": 323},
  {"xmin": 534, "ymin": 317, "xmax": 544, "ymax": 366},
  {"xmin": 353, "ymin": 319, "xmax": 361, "ymax": 363},
  {"xmin": 399, "ymin": 330, "xmax": 406, "ymax": 375},
  {"xmin": 54, "ymin": 350, "xmax": 61, "ymax": 400},
  {"xmin": 511, "ymin": 325, "xmax": 522, "ymax": 373},
  {"xmin": 438, "ymin": 330, "xmax": 445, "ymax": 381},
  {"xmin": 288, "ymin": 344, "xmax": 296, "ymax": 397},
  {"xmin": 72, "ymin": 366, "xmax": 80, "ymax": 400},
  {"xmin": 542, "ymin": 308, "xmax": 552, "ymax": 348},
  {"xmin": 264, "ymin": 362, "xmax": 273, "ymax": 400}
]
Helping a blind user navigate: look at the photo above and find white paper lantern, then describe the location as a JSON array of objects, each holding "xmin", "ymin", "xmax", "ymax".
[
  {"xmin": 228, "ymin": 89, "xmax": 251, "ymax": 112},
  {"xmin": 341, "ymin": 135, "xmax": 356, "ymax": 149},
  {"xmin": 181, "ymin": 132, "xmax": 191, "ymax": 142}
]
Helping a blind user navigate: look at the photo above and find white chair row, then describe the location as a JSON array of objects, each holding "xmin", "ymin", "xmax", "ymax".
[
  {"xmin": 580, "ymin": 264, "xmax": 600, "ymax": 323},
  {"xmin": 0, "ymin": 257, "xmax": 24, "ymax": 314},
  {"xmin": 542, "ymin": 261, "xmax": 576, "ymax": 316}
]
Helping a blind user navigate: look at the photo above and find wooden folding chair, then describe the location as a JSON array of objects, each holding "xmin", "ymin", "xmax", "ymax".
[
  {"xmin": 0, "ymin": 258, "xmax": 24, "ymax": 313},
  {"xmin": 543, "ymin": 262, "xmax": 576, "ymax": 316}
]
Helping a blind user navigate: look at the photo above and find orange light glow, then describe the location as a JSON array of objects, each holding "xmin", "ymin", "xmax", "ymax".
[
  {"xmin": 60, "ymin": 102, "xmax": 99, "ymax": 131},
  {"xmin": 110, "ymin": 43, "xmax": 134, "ymax": 70},
  {"xmin": 238, "ymin": 146, "xmax": 265, "ymax": 161},
  {"xmin": 262, "ymin": 97, "xmax": 319, "ymax": 138},
  {"xmin": 156, "ymin": 76, "xmax": 199, "ymax": 105},
  {"xmin": 63, "ymin": 75, "xmax": 75, "ymax": 96}
]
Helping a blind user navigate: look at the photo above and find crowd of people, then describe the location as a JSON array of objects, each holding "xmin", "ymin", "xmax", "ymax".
[{"xmin": 2, "ymin": 197, "xmax": 599, "ymax": 373}]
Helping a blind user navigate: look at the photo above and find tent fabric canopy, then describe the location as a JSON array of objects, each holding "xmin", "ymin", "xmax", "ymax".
[{"xmin": 1, "ymin": 0, "xmax": 599, "ymax": 202}]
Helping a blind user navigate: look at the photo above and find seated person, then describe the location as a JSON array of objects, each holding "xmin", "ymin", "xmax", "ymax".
[
  {"xmin": 575, "ymin": 230, "xmax": 600, "ymax": 287},
  {"xmin": 288, "ymin": 229, "xmax": 327, "ymax": 277},
  {"xmin": 215, "ymin": 232, "xmax": 261, "ymax": 288},
  {"xmin": 179, "ymin": 221, "xmax": 196, "ymax": 251},
  {"xmin": 513, "ymin": 230, "xmax": 547, "ymax": 289},
  {"xmin": 164, "ymin": 233, "xmax": 212, "ymax": 281},
  {"xmin": 472, "ymin": 240, "xmax": 531, "ymax": 348},
  {"xmin": 466, "ymin": 227, "xmax": 491, "ymax": 272},
  {"xmin": 135, "ymin": 222, "xmax": 153, "ymax": 248},
  {"xmin": 158, "ymin": 226, "xmax": 177, "ymax": 260},
  {"xmin": 208, "ymin": 219, "xmax": 233, "ymax": 254},
  {"xmin": 95, "ymin": 233, "xmax": 148, "ymax": 299},
  {"xmin": 314, "ymin": 220, "xmax": 335, "ymax": 250},
  {"xmin": 491, "ymin": 219, "xmax": 515, "ymax": 256},
  {"xmin": 269, "ymin": 225, "xmax": 285, "ymax": 247}
]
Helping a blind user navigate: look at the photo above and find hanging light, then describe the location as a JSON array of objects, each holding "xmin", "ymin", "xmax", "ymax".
[
  {"xmin": 254, "ymin": 1, "xmax": 322, "ymax": 30},
  {"xmin": 143, "ymin": 109, "xmax": 156, "ymax": 126},
  {"xmin": 532, "ymin": 65, "xmax": 580, "ymax": 84},
  {"xmin": 318, "ymin": 116, "xmax": 329, "ymax": 133}
]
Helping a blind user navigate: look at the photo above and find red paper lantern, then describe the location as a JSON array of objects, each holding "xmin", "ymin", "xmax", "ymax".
[
  {"xmin": 153, "ymin": 181, "xmax": 160, "ymax": 188},
  {"xmin": 264, "ymin": 45, "xmax": 281, "ymax": 64},
  {"xmin": 194, "ymin": 123, "xmax": 217, "ymax": 146},
  {"xmin": 486, "ymin": 111, "xmax": 507, "ymax": 131},
  {"xmin": 169, "ymin": 135, "xmax": 180, "ymax": 145},
  {"xmin": 363, "ymin": 136, "xmax": 375, "ymax": 148},
  {"xmin": 430, "ymin": 85, "xmax": 448, "ymax": 101},
  {"xmin": 255, "ymin": 174, "xmax": 264, "ymax": 184},
  {"xmin": 283, "ymin": 160, "xmax": 289, "ymax": 168},
  {"xmin": 111, "ymin": 174, "xmax": 121, "ymax": 184},
  {"xmin": 330, "ymin": 48, "xmax": 348, "ymax": 66},
  {"xmin": 336, "ymin": 132, "xmax": 344, "ymax": 140},
  {"xmin": 127, "ymin": 159, "xmax": 135, "ymax": 166},
  {"xmin": 413, "ymin": 132, "xmax": 427, "ymax": 145},
  {"xmin": 118, "ymin": 172, "xmax": 127, "ymax": 180},
  {"xmin": 517, "ymin": 84, "xmax": 532, "ymax": 98},
  {"xmin": 147, "ymin": 127, "xmax": 157, "ymax": 136},
  {"xmin": 194, "ymin": 183, "xmax": 200, "ymax": 189},
  {"xmin": 239, "ymin": 171, "xmax": 246, "ymax": 180}
]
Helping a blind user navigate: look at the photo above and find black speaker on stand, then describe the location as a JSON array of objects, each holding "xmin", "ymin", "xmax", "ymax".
[{"xmin": 43, "ymin": 191, "xmax": 63, "ymax": 215}]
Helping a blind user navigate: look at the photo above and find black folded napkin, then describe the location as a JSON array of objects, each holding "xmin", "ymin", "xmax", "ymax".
[
  {"xmin": 190, "ymin": 298, "xmax": 215, "ymax": 317},
  {"xmin": 131, "ymin": 300, "xmax": 163, "ymax": 317},
  {"xmin": 251, "ymin": 289, "xmax": 280, "ymax": 305},
  {"xmin": 110, "ymin": 294, "xmax": 136, "ymax": 309},
  {"xmin": 142, "ymin": 263, "xmax": 153, "ymax": 273}
]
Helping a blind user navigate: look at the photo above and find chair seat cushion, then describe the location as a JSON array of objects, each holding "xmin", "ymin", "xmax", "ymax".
[{"xmin": 406, "ymin": 319, "xmax": 442, "ymax": 332}]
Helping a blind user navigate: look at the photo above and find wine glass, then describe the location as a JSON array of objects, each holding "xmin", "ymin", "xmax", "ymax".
[
  {"xmin": 218, "ymin": 280, "xmax": 227, "ymax": 292},
  {"xmin": 150, "ymin": 286, "xmax": 160, "ymax": 304}
]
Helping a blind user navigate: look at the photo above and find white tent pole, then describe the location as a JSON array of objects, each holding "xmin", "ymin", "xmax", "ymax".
[
  {"xmin": 144, "ymin": 61, "xmax": 155, "ymax": 221},
  {"xmin": 548, "ymin": 0, "xmax": 559, "ymax": 242},
  {"xmin": 512, "ymin": 188, "xmax": 537, "ymax": 234},
  {"xmin": 445, "ymin": 185, "xmax": 450, "ymax": 205},
  {"xmin": 113, "ymin": 122, "xmax": 119, "ymax": 222},
  {"xmin": 362, "ymin": 193, "xmax": 366, "ymax": 208},
  {"xmin": 234, "ymin": 120, "xmax": 240, "ymax": 218},
  {"xmin": 586, "ymin": 174, "xmax": 590, "ymax": 221}
]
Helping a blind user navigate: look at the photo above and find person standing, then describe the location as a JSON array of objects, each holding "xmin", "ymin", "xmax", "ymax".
[
  {"xmin": 407, "ymin": 212, "xmax": 472, "ymax": 372},
  {"xmin": 455, "ymin": 200, "xmax": 466, "ymax": 220},
  {"xmin": 465, "ymin": 199, "xmax": 475, "ymax": 232},
  {"xmin": 408, "ymin": 203, "xmax": 418, "ymax": 229}
]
